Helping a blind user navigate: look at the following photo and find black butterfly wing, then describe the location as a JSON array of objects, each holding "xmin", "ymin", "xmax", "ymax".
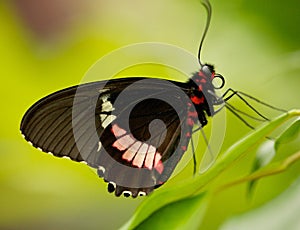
[
  {"xmin": 92, "ymin": 79, "xmax": 193, "ymax": 197},
  {"xmin": 20, "ymin": 78, "xmax": 143, "ymax": 160},
  {"xmin": 20, "ymin": 77, "xmax": 193, "ymax": 197}
]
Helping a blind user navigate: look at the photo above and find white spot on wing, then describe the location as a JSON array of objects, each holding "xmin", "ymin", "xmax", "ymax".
[
  {"xmin": 102, "ymin": 115, "xmax": 116, "ymax": 128},
  {"xmin": 102, "ymin": 101, "xmax": 114, "ymax": 112},
  {"xmin": 100, "ymin": 114, "xmax": 107, "ymax": 122},
  {"xmin": 80, "ymin": 161, "xmax": 87, "ymax": 165},
  {"xmin": 109, "ymin": 181, "xmax": 116, "ymax": 188},
  {"xmin": 37, "ymin": 147, "xmax": 43, "ymax": 152},
  {"xmin": 123, "ymin": 191, "xmax": 132, "ymax": 197},
  {"xmin": 101, "ymin": 94, "xmax": 109, "ymax": 102},
  {"xmin": 138, "ymin": 191, "xmax": 146, "ymax": 196},
  {"xmin": 28, "ymin": 141, "xmax": 33, "ymax": 146},
  {"xmin": 98, "ymin": 166, "xmax": 105, "ymax": 173},
  {"xmin": 47, "ymin": 152, "xmax": 53, "ymax": 156},
  {"xmin": 97, "ymin": 141, "xmax": 102, "ymax": 152},
  {"xmin": 99, "ymin": 88, "xmax": 109, "ymax": 93}
]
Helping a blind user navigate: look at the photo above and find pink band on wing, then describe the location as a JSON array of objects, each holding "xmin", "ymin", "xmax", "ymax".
[
  {"xmin": 111, "ymin": 124, "xmax": 127, "ymax": 137},
  {"xmin": 132, "ymin": 143, "xmax": 148, "ymax": 168},
  {"xmin": 154, "ymin": 153, "xmax": 162, "ymax": 167},
  {"xmin": 154, "ymin": 153, "xmax": 164, "ymax": 174},
  {"xmin": 112, "ymin": 134, "xmax": 135, "ymax": 151},
  {"xmin": 144, "ymin": 145, "xmax": 156, "ymax": 169},
  {"xmin": 122, "ymin": 141, "xmax": 142, "ymax": 162}
]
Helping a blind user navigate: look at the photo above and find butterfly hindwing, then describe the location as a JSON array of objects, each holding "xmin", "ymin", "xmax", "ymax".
[{"xmin": 20, "ymin": 77, "xmax": 193, "ymax": 197}]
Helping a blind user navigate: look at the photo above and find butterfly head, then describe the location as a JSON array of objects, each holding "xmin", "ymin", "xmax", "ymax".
[
  {"xmin": 202, "ymin": 64, "xmax": 225, "ymax": 104},
  {"xmin": 202, "ymin": 64, "xmax": 224, "ymax": 87},
  {"xmin": 192, "ymin": 63, "xmax": 224, "ymax": 89},
  {"xmin": 188, "ymin": 63, "xmax": 225, "ymax": 114}
]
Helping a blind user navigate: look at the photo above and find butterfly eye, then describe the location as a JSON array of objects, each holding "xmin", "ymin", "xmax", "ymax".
[{"xmin": 212, "ymin": 74, "xmax": 225, "ymax": 89}]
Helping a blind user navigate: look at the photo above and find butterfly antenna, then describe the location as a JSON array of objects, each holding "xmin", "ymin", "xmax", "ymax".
[{"xmin": 198, "ymin": 0, "xmax": 212, "ymax": 66}]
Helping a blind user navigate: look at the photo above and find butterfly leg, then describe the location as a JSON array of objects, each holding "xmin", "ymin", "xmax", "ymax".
[
  {"xmin": 223, "ymin": 88, "xmax": 286, "ymax": 115},
  {"xmin": 190, "ymin": 135, "xmax": 197, "ymax": 175},
  {"xmin": 224, "ymin": 89, "xmax": 287, "ymax": 112},
  {"xmin": 192, "ymin": 125, "xmax": 215, "ymax": 173},
  {"xmin": 222, "ymin": 88, "xmax": 270, "ymax": 121},
  {"xmin": 225, "ymin": 104, "xmax": 256, "ymax": 129},
  {"xmin": 222, "ymin": 88, "xmax": 287, "ymax": 130}
]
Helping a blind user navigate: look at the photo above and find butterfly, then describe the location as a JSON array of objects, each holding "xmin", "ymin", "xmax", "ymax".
[{"xmin": 20, "ymin": 0, "xmax": 267, "ymax": 198}]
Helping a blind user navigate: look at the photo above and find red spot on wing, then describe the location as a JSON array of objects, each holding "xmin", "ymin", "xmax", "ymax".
[
  {"xmin": 187, "ymin": 118, "xmax": 194, "ymax": 126},
  {"xmin": 198, "ymin": 84, "xmax": 203, "ymax": 91},
  {"xmin": 181, "ymin": 146, "xmax": 187, "ymax": 151},
  {"xmin": 191, "ymin": 96, "xmax": 205, "ymax": 105},
  {"xmin": 188, "ymin": 111, "xmax": 198, "ymax": 118},
  {"xmin": 198, "ymin": 71, "xmax": 206, "ymax": 78}
]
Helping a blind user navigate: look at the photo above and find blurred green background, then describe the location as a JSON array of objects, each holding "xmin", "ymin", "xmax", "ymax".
[{"xmin": 1, "ymin": 0, "xmax": 299, "ymax": 229}]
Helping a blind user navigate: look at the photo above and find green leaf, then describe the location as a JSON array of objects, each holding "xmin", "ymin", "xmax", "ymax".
[
  {"xmin": 255, "ymin": 140, "xmax": 276, "ymax": 168},
  {"xmin": 248, "ymin": 140, "xmax": 276, "ymax": 196},
  {"xmin": 132, "ymin": 192, "xmax": 209, "ymax": 230},
  {"xmin": 220, "ymin": 177, "xmax": 300, "ymax": 230},
  {"xmin": 275, "ymin": 119, "xmax": 300, "ymax": 151},
  {"xmin": 122, "ymin": 110, "xmax": 300, "ymax": 230},
  {"xmin": 218, "ymin": 150, "xmax": 300, "ymax": 200},
  {"xmin": 247, "ymin": 119, "xmax": 300, "ymax": 196}
]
